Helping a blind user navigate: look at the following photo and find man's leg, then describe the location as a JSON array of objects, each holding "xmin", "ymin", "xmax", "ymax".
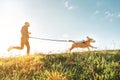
[
  {"xmin": 8, "ymin": 39, "xmax": 24, "ymax": 51},
  {"xmin": 12, "ymin": 39, "xmax": 24, "ymax": 50},
  {"xmin": 25, "ymin": 40, "xmax": 30, "ymax": 55}
]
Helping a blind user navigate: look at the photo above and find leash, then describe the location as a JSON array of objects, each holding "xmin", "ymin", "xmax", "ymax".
[{"xmin": 29, "ymin": 36, "xmax": 69, "ymax": 42}]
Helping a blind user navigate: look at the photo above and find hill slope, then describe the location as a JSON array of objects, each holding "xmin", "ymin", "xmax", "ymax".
[{"xmin": 0, "ymin": 50, "xmax": 120, "ymax": 80}]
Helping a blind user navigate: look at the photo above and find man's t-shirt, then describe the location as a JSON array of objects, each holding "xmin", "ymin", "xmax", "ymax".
[{"xmin": 21, "ymin": 26, "xmax": 29, "ymax": 40}]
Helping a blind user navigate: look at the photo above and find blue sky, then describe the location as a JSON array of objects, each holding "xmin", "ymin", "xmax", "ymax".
[{"xmin": 0, "ymin": 0, "xmax": 120, "ymax": 56}]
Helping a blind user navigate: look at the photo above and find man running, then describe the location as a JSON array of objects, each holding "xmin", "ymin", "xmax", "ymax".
[{"xmin": 8, "ymin": 22, "xmax": 31, "ymax": 55}]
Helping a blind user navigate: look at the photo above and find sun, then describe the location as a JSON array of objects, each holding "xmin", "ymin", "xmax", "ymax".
[
  {"xmin": 0, "ymin": 18, "xmax": 71, "ymax": 57},
  {"xmin": 0, "ymin": 0, "xmax": 72, "ymax": 57}
]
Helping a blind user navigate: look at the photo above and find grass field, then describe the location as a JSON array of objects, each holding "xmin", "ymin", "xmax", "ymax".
[{"xmin": 0, "ymin": 50, "xmax": 120, "ymax": 80}]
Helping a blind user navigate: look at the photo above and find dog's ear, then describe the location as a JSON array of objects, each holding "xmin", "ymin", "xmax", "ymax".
[{"xmin": 86, "ymin": 36, "xmax": 90, "ymax": 39}]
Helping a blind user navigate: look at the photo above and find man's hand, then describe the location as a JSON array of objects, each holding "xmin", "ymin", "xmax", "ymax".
[{"xmin": 28, "ymin": 32, "xmax": 31, "ymax": 34}]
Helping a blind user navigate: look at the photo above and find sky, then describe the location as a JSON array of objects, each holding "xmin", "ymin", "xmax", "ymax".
[{"xmin": 0, "ymin": 0, "xmax": 120, "ymax": 57}]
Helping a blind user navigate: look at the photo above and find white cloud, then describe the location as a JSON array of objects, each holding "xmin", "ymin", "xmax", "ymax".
[
  {"xmin": 104, "ymin": 11, "xmax": 116, "ymax": 22},
  {"xmin": 117, "ymin": 14, "xmax": 120, "ymax": 18},
  {"xmin": 94, "ymin": 10, "xmax": 100, "ymax": 15},
  {"xmin": 104, "ymin": 11, "xmax": 120, "ymax": 21},
  {"xmin": 105, "ymin": 11, "xmax": 114, "ymax": 17},
  {"xmin": 64, "ymin": 0, "xmax": 74, "ymax": 10},
  {"xmin": 93, "ymin": 10, "xmax": 120, "ymax": 22}
]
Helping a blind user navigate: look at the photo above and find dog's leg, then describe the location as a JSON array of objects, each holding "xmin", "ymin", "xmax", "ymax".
[
  {"xmin": 90, "ymin": 45, "xmax": 97, "ymax": 49},
  {"xmin": 69, "ymin": 46, "xmax": 74, "ymax": 52},
  {"xmin": 87, "ymin": 47, "xmax": 90, "ymax": 51},
  {"xmin": 66, "ymin": 49, "xmax": 70, "ymax": 54}
]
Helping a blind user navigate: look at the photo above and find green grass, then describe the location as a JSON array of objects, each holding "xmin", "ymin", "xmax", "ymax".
[{"xmin": 0, "ymin": 50, "xmax": 120, "ymax": 80}]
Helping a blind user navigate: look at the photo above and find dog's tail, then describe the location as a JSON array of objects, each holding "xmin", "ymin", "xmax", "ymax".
[{"xmin": 68, "ymin": 40, "xmax": 75, "ymax": 43}]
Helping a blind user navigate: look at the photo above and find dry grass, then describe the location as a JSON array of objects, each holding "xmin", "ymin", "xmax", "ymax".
[{"xmin": 0, "ymin": 50, "xmax": 120, "ymax": 80}]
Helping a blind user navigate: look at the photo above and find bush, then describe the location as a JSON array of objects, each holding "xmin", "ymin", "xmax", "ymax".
[{"xmin": 0, "ymin": 50, "xmax": 120, "ymax": 80}]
